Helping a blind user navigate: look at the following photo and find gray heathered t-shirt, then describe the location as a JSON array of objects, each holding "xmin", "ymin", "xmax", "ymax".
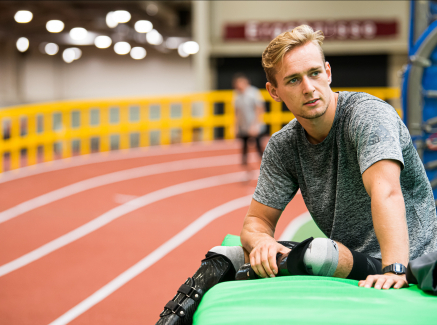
[
  {"xmin": 253, "ymin": 91, "xmax": 437, "ymax": 260},
  {"xmin": 234, "ymin": 85, "xmax": 264, "ymax": 136}
]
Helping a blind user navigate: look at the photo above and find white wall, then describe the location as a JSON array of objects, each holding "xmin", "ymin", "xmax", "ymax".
[{"xmin": 1, "ymin": 45, "xmax": 195, "ymax": 108}]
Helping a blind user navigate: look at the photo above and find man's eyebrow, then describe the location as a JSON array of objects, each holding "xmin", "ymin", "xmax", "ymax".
[{"xmin": 282, "ymin": 66, "xmax": 323, "ymax": 81}]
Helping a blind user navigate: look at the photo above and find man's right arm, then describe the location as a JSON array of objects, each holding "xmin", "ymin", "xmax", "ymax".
[{"xmin": 240, "ymin": 199, "xmax": 291, "ymax": 278}]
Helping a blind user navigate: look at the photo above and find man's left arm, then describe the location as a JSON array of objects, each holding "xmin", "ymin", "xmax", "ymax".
[{"xmin": 359, "ymin": 159, "xmax": 409, "ymax": 289}]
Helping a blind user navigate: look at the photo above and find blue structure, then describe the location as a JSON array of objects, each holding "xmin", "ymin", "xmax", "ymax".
[{"xmin": 402, "ymin": 0, "xmax": 437, "ymax": 200}]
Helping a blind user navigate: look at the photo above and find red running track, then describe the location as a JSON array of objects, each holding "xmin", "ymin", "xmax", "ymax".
[{"xmin": 0, "ymin": 140, "xmax": 308, "ymax": 325}]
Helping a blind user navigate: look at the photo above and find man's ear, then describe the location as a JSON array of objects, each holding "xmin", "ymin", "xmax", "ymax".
[
  {"xmin": 325, "ymin": 61, "xmax": 332, "ymax": 85},
  {"xmin": 266, "ymin": 82, "xmax": 282, "ymax": 102}
]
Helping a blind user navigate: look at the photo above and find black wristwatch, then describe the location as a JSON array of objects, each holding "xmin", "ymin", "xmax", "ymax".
[{"xmin": 382, "ymin": 263, "xmax": 407, "ymax": 275}]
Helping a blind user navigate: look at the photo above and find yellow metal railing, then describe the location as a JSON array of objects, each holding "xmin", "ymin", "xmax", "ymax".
[{"xmin": 0, "ymin": 88, "xmax": 400, "ymax": 173}]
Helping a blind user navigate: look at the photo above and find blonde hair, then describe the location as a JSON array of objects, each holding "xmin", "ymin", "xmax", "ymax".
[{"xmin": 262, "ymin": 25, "xmax": 325, "ymax": 87}]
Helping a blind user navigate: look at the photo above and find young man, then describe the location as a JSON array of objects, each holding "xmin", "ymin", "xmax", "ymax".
[
  {"xmin": 233, "ymin": 73, "xmax": 265, "ymax": 166},
  {"xmin": 157, "ymin": 25, "xmax": 437, "ymax": 325}
]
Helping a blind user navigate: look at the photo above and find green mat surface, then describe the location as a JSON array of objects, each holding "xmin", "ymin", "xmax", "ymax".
[{"xmin": 193, "ymin": 235, "xmax": 437, "ymax": 324}]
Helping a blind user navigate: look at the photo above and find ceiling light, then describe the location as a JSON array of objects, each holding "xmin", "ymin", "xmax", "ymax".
[
  {"xmin": 113, "ymin": 10, "xmax": 131, "ymax": 23},
  {"xmin": 14, "ymin": 10, "xmax": 33, "ymax": 23},
  {"xmin": 45, "ymin": 43, "xmax": 59, "ymax": 55},
  {"xmin": 178, "ymin": 44, "xmax": 189, "ymax": 58},
  {"xmin": 146, "ymin": 3, "xmax": 159, "ymax": 16},
  {"xmin": 70, "ymin": 28, "xmax": 88, "ymax": 41},
  {"xmin": 16, "ymin": 37, "xmax": 29, "ymax": 52},
  {"xmin": 106, "ymin": 12, "xmax": 118, "ymax": 28},
  {"xmin": 146, "ymin": 29, "xmax": 163, "ymax": 45},
  {"xmin": 130, "ymin": 47, "xmax": 147, "ymax": 60},
  {"xmin": 114, "ymin": 42, "xmax": 131, "ymax": 55},
  {"xmin": 95, "ymin": 36, "xmax": 112, "ymax": 49},
  {"xmin": 165, "ymin": 37, "xmax": 181, "ymax": 49},
  {"xmin": 71, "ymin": 47, "xmax": 82, "ymax": 60},
  {"xmin": 135, "ymin": 20, "xmax": 153, "ymax": 33},
  {"xmin": 62, "ymin": 47, "xmax": 82, "ymax": 63},
  {"xmin": 183, "ymin": 41, "xmax": 200, "ymax": 55},
  {"xmin": 46, "ymin": 20, "xmax": 64, "ymax": 33},
  {"xmin": 63, "ymin": 49, "xmax": 75, "ymax": 63}
]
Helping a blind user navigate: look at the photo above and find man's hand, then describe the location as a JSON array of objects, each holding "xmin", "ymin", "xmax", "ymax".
[
  {"xmin": 358, "ymin": 273, "xmax": 408, "ymax": 289},
  {"xmin": 250, "ymin": 238, "xmax": 291, "ymax": 278}
]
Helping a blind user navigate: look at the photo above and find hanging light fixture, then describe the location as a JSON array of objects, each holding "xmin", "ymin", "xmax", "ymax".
[
  {"xmin": 14, "ymin": 10, "xmax": 33, "ymax": 23},
  {"xmin": 114, "ymin": 42, "xmax": 131, "ymax": 55},
  {"xmin": 16, "ymin": 37, "xmax": 29, "ymax": 52},
  {"xmin": 46, "ymin": 20, "xmax": 64, "ymax": 33},
  {"xmin": 95, "ymin": 36, "xmax": 112, "ymax": 49}
]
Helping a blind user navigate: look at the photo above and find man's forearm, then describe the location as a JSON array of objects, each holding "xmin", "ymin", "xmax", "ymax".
[
  {"xmin": 371, "ymin": 191, "xmax": 409, "ymax": 269},
  {"xmin": 240, "ymin": 214, "xmax": 276, "ymax": 253}
]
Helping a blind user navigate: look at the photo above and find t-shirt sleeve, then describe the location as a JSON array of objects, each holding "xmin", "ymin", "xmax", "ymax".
[
  {"xmin": 349, "ymin": 99, "xmax": 404, "ymax": 174},
  {"xmin": 253, "ymin": 140, "xmax": 299, "ymax": 210}
]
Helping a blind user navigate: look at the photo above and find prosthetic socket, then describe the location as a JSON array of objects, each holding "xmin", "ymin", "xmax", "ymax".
[{"xmin": 236, "ymin": 237, "xmax": 340, "ymax": 280}]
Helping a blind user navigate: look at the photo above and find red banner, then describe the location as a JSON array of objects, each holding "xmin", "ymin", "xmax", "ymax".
[{"xmin": 225, "ymin": 20, "xmax": 398, "ymax": 41}]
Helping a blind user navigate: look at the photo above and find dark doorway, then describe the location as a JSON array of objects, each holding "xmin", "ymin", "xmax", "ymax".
[{"xmin": 214, "ymin": 54, "xmax": 388, "ymax": 90}]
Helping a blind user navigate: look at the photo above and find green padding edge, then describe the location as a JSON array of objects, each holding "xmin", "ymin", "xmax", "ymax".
[
  {"xmin": 221, "ymin": 234, "xmax": 242, "ymax": 247},
  {"xmin": 194, "ymin": 276, "xmax": 436, "ymax": 325},
  {"xmin": 193, "ymin": 235, "xmax": 437, "ymax": 324}
]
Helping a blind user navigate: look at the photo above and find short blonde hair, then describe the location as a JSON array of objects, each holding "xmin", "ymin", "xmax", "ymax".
[{"xmin": 262, "ymin": 25, "xmax": 325, "ymax": 87}]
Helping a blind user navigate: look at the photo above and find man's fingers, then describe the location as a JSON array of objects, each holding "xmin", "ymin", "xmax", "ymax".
[
  {"xmin": 382, "ymin": 278, "xmax": 395, "ymax": 289},
  {"xmin": 359, "ymin": 274, "xmax": 408, "ymax": 290},
  {"xmin": 393, "ymin": 279, "xmax": 408, "ymax": 289},
  {"xmin": 261, "ymin": 247, "xmax": 274, "ymax": 278},
  {"xmin": 363, "ymin": 275, "xmax": 376, "ymax": 288},
  {"xmin": 254, "ymin": 250, "xmax": 268, "ymax": 278},
  {"xmin": 374, "ymin": 277, "xmax": 387, "ymax": 290},
  {"xmin": 277, "ymin": 243, "xmax": 291, "ymax": 256},
  {"xmin": 267, "ymin": 247, "xmax": 278, "ymax": 276}
]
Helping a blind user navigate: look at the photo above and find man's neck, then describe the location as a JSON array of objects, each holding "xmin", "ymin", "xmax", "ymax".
[{"xmin": 298, "ymin": 91, "xmax": 338, "ymax": 144}]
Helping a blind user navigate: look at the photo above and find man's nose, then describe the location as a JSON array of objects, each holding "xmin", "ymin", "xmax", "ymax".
[{"xmin": 301, "ymin": 76, "xmax": 315, "ymax": 95}]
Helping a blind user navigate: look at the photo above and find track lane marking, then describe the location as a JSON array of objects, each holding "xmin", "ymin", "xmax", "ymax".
[
  {"xmin": 0, "ymin": 171, "xmax": 258, "ymax": 277},
  {"xmin": 0, "ymin": 153, "xmax": 259, "ymax": 224},
  {"xmin": 47, "ymin": 194, "xmax": 253, "ymax": 325},
  {"xmin": 278, "ymin": 211, "xmax": 312, "ymax": 241},
  {"xmin": 0, "ymin": 141, "xmax": 240, "ymax": 184}
]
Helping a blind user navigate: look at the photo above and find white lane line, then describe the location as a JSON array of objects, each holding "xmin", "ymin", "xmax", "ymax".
[
  {"xmin": 48, "ymin": 194, "xmax": 253, "ymax": 325},
  {"xmin": 0, "ymin": 171, "xmax": 258, "ymax": 277},
  {"xmin": 0, "ymin": 153, "xmax": 259, "ymax": 224},
  {"xmin": 0, "ymin": 140, "xmax": 240, "ymax": 184},
  {"xmin": 278, "ymin": 211, "xmax": 312, "ymax": 241}
]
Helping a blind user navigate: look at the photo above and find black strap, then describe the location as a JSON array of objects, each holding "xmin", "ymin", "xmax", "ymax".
[
  {"xmin": 177, "ymin": 282, "xmax": 202, "ymax": 301},
  {"xmin": 162, "ymin": 300, "xmax": 186, "ymax": 317},
  {"xmin": 160, "ymin": 277, "xmax": 201, "ymax": 318},
  {"xmin": 286, "ymin": 237, "xmax": 314, "ymax": 275},
  {"xmin": 346, "ymin": 249, "xmax": 382, "ymax": 280}
]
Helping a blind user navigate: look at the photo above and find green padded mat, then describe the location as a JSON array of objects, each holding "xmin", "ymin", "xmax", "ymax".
[{"xmin": 193, "ymin": 235, "xmax": 437, "ymax": 325}]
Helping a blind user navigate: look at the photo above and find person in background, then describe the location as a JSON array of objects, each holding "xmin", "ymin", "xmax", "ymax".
[{"xmin": 232, "ymin": 73, "xmax": 266, "ymax": 166}]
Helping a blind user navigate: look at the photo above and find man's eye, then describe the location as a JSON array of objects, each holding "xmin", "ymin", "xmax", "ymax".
[
  {"xmin": 311, "ymin": 71, "xmax": 320, "ymax": 77},
  {"xmin": 289, "ymin": 78, "xmax": 298, "ymax": 84}
]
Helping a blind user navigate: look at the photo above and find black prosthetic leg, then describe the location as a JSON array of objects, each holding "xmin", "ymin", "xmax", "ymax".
[{"xmin": 157, "ymin": 252, "xmax": 236, "ymax": 325}]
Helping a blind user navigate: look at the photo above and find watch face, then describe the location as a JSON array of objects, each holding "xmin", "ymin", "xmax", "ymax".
[{"xmin": 394, "ymin": 264, "xmax": 402, "ymax": 273}]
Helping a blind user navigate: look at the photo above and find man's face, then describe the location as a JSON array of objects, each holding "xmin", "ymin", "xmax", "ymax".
[
  {"xmin": 267, "ymin": 42, "xmax": 332, "ymax": 120},
  {"xmin": 233, "ymin": 77, "xmax": 249, "ymax": 93}
]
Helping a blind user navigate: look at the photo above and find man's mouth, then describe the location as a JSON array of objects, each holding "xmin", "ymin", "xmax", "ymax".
[{"xmin": 304, "ymin": 98, "xmax": 319, "ymax": 105}]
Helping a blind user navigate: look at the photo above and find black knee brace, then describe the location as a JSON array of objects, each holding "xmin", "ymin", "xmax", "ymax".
[{"xmin": 346, "ymin": 249, "xmax": 382, "ymax": 281}]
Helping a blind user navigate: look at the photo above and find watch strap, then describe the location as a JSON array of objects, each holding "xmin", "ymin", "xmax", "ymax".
[{"xmin": 382, "ymin": 263, "xmax": 406, "ymax": 274}]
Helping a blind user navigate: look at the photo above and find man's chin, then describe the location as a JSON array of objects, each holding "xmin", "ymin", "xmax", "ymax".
[{"xmin": 301, "ymin": 107, "xmax": 327, "ymax": 120}]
